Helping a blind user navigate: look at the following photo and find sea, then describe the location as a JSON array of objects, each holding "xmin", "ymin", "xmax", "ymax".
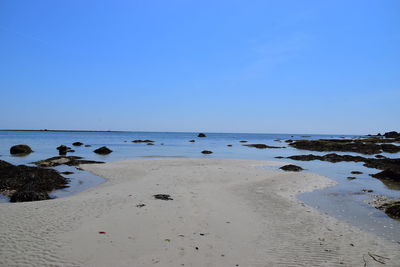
[{"xmin": 1, "ymin": 130, "xmax": 399, "ymax": 242}]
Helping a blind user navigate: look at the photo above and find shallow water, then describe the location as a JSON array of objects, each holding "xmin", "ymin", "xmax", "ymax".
[{"xmin": 1, "ymin": 130, "xmax": 399, "ymax": 241}]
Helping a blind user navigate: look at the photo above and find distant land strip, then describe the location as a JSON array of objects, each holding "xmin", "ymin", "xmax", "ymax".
[{"xmin": 0, "ymin": 129, "xmax": 127, "ymax": 132}]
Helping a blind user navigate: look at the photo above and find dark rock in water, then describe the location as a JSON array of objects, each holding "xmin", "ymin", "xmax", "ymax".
[
  {"xmin": 10, "ymin": 144, "xmax": 33, "ymax": 155},
  {"xmin": 351, "ymin": 171, "xmax": 363, "ymax": 175},
  {"xmin": 72, "ymin": 142, "xmax": 83, "ymax": 146},
  {"xmin": 57, "ymin": 145, "xmax": 71, "ymax": 155},
  {"xmin": 201, "ymin": 150, "xmax": 213, "ymax": 154},
  {"xmin": 289, "ymin": 139, "xmax": 400, "ymax": 155},
  {"xmin": 198, "ymin": 133, "xmax": 206, "ymax": 138},
  {"xmin": 227, "ymin": 144, "xmax": 232, "ymax": 147},
  {"xmin": 369, "ymin": 197, "xmax": 400, "ymax": 220},
  {"xmin": 93, "ymin": 146, "xmax": 112, "ymax": 155},
  {"xmin": 61, "ymin": 171, "xmax": 74, "ymax": 175},
  {"xmin": 10, "ymin": 191, "xmax": 50, "ymax": 202},
  {"xmin": 243, "ymin": 144, "xmax": 285, "ymax": 149},
  {"xmin": 132, "ymin": 140, "xmax": 155, "ymax": 143},
  {"xmin": 84, "ymin": 145, "xmax": 92, "ymax": 147},
  {"xmin": 371, "ymin": 169, "xmax": 400, "ymax": 182},
  {"xmin": 385, "ymin": 202, "xmax": 400, "ymax": 219},
  {"xmin": 274, "ymin": 156, "xmax": 285, "ymax": 159},
  {"xmin": 384, "ymin": 131, "xmax": 400, "ymax": 138},
  {"xmin": 362, "ymin": 189, "xmax": 373, "ymax": 193},
  {"xmin": 240, "ymin": 140, "xmax": 248, "ymax": 143},
  {"xmin": 279, "ymin": 164, "xmax": 303, "ymax": 172},
  {"xmin": 189, "ymin": 140, "xmax": 196, "ymax": 142},
  {"xmin": 147, "ymin": 143, "xmax": 154, "ymax": 146},
  {"xmin": 153, "ymin": 194, "xmax": 173, "ymax": 200},
  {"xmin": 285, "ymin": 140, "xmax": 293, "ymax": 143},
  {"xmin": 34, "ymin": 156, "xmax": 103, "ymax": 167},
  {"xmin": 0, "ymin": 160, "xmax": 68, "ymax": 202},
  {"xmin": 375, "ymin": 155, "xmax": 386, "ymax": 159},
  {"xmin": 347, "ymin": 177, "xmax": 356, "ymax": 180}
]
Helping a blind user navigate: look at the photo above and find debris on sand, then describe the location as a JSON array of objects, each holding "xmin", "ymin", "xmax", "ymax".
[{"xmin": 153, "ymin": 194, "xmax": 173, "ymax": 200}]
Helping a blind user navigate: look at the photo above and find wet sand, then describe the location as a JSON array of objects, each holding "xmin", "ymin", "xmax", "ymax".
[{"xmin": 0, "ymin": 159, "xmax": 399, "ymax": 266}]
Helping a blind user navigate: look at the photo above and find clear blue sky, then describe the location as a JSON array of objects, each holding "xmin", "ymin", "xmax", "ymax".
[{"xmin": 1, "ymin": 0, "xmax": 399, "ymax": 134}]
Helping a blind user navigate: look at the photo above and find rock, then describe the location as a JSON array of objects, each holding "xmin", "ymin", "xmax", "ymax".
[
  {"xmin": 351, "ymin": 171, "xmax": 363, "ymax": 174},
  {"xmin": 56, "ymin": 145, "xmax": 71, "ymax": 155},
  {"xmin": 93, "ymin": 146, "xmax": 112, "ymax": 155},
  {"xmin": 189, "ymin": 140, "xmax": 196, "ymax": 142},
  {"xmin": 239, "ymin": 141, "xmax": 248, "ymax": 143},
  {"xmin": 288, "ymin": 153, "xmax": 400, "ymax": 170},
  {"xmin": 153, "ymin": 194, "xmax": 173, "ymax": 200},
  {"xmin": 385, "ymin": 202, "xmax": 400, "ymax": 219},
  {"xmin": 33, "ymin": 156, "xmax": 103, "ymax": 167},
  {"xmin": 132, "ymin": 140, "xmax": 155, "ymax": 143},
  {"xmin": 72, "ymin": 142, "xmax": 83, "ymax": 146},
  {"xmin": 201, "ymin": 150, "xmax": 213, "ymax": 154},
  {"xmin": 279, "ymin": 164, "xmax": 303, "ymax": 172},
  {"xmin": 347, "ymin": 177, "xmax": 356, "ymax": 180},
  {"xmin": 243, "ymin": 144, "xmax": 284, "ymax": 149},
  {"xmin": 61, "ymin": 171, "xmax": 74, "ymax": 175},
  {"xmin": 84, "ymin": 145, "xmax": 92, "ymax": 147},
  {"xmin": 289, "ymin": 139, "xmax": 400, "ymax": 155},
  {"xmin": 375, "ymin": 155, "xmax": 386, "ymax": 159},
  {"xmin": 10, "ymin": 191, "xmax": 51, "ymax": 202},
  {"xmin": 285, "ymin": 140, "xmax": 293, "ymax": 143},
  {"xmin": 368, "ymin": 196, "xmax": 400, "ymax": 220},
  {"xmin": 383, "ymin": 131, "xmax": 400, "ymax": 138},
  {"xmin": 371, "ymin": 169, "xmax": 400, "ymax": 182},
  {"xmin": 198, "ymin": 133, "xmax": 206, "ymax": 138},
  {"xmin": 227, "ymin": 144, "xmax": 232, "ymax": 147},
  {"xmin": 0, "ymin": 160, "xmax": 68, "ymax": 202},
  {"xmin": 147, "ymin": 143, "xmax": 154, "ymax": 146},
  {"xmin": 274, "ymin": 156, "xmax": 285, "ymax": 159},
  {"xmin": 10, "ymin": 144, "xmax": 33, "ymax": 155},
  {"xmin": 362, "ymin": 189, "xmax": 373, "ymax": 193}
]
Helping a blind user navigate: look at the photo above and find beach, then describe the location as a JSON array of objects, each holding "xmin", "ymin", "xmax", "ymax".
[{"xmin": 0, "ymin": 158, "xmax": 399, "ymax": 266}]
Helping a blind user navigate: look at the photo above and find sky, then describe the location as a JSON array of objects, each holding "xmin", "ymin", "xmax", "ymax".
[{"xmin": 0, "ymin": 0, "xmax": 399, "ymax": 134}]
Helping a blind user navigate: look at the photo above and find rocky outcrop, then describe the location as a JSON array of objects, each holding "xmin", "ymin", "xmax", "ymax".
[
  {"xmin": 289, "ymin": 139, "xmax": 400, "ymax": 155},
  {"xmin": 33, "ymin": 156, "xmax": 104, "ymax": 167},
  {"xmin": 93, "ymin": 146, "xmax": 113, "ymax": 155},
  {"xmin": 371, "ymin": 169, "xmax": 400, "ymax": 182},
  {"xmin": 243, "ymin": 144, "xmax": 285, "ymax": 149},
  {"xmin": 10, "ymin": 191, "xmax": 50, "ymax": 202},
  {"xmin": 72, "ymin": 142, "xmax": 83, "ymax": 146},
  {"xmin": 201, "ymin": 150, "xmax": 213, "ymax": 154},
  {"xmin": 287, "ymin": 153, "xmax": 400, "ymax": 183},
  {"xmin": 198, "ymin": 133, "xmax": 206, "ymax": 137},
  {"xmin": 368, "ymin": 196, "xmax": 400, "ymax": 220},
  {"xmin": 10, "ymin": 144, "xmax": 33, "ymax": 155},
  {"xmin": 383, "ymin": 131, "xmax": 400, "ymax": 138},
  {"xmin": 279, "ymin": 164, "xmax": 303, "ymax": 172},
  {"xmin": 132, "ymin": 140, "xmax": 155, "ymax": 143},
  {"xmin": 0, "ymin": 160, "xmax": 68, "ymax": 202}
]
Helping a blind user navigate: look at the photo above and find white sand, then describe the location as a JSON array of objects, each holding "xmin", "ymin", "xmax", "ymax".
[{"xmin": 0, "ymin": 158, "xmax": 399, "ymax": 266}]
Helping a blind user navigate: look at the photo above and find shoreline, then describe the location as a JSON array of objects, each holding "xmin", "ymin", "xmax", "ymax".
[{"xmin": 1, "ymin": 158, "xmax": 399, "ymax": 266}]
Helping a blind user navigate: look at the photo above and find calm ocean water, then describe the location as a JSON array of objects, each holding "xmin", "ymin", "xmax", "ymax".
[{"xmin": 1, "ymin": 131, "xmax": 399, "ymax": 241}]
